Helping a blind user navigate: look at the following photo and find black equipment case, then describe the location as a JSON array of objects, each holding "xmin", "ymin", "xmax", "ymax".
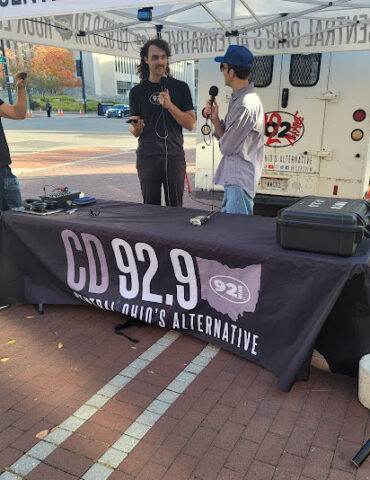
[{"xmin": 276, "ymin": 196, "xmax": 370, "ymax": 256}]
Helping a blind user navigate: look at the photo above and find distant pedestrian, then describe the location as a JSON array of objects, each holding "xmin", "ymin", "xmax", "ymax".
[{"xmin": 46, "ymin": 101, "xmax": 52, "ymax": 117}]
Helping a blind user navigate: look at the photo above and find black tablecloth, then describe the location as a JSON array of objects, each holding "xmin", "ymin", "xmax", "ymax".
[{"xmin": 1, "ymin": 201, "xmax": 369, "ymax": 391}]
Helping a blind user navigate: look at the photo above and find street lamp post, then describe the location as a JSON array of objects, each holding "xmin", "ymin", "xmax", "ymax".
[
  {"xmin": 76, "ymin": 51, "xmax": 87, "ymax": 114},
  {"xmin": 79, "ymin": 51, "xmax": 87, "ymax": 114}
]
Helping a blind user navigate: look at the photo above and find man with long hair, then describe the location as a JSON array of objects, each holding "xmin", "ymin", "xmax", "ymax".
[{"xmin": 129, "ymin": 38, "xmax": 195, "ymax": 207}]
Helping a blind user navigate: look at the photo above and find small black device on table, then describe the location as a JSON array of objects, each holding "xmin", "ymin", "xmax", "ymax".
[{"xmin": 40, "ymin": 187, "xmax": 81, "ymax": 208}]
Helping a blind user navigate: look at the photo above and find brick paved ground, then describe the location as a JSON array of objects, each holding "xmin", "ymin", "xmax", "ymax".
[{"xmin": 0, "ymin": 147, "xmax": 369, "ymax": 479}]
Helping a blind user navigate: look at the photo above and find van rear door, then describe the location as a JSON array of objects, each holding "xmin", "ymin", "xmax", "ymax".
[
  {"xmin": 259, "ymin": 53, "xmax": 330, "ymax": 199},
  {"xmin": 319, "ymin": 51, "xmax": 370, "ymax": 198}
]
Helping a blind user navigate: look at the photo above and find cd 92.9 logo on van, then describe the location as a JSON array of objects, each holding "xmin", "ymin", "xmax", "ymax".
[{"xmin": 265, "ymin": 110, "xmax": 305, "ymax": 147}]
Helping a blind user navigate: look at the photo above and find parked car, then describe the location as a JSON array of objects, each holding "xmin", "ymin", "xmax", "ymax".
[
  {"xmin": 105, "ymin": 104, "xmax": 130, "ymax": 118},
  {"xmin": 97, "ymin": 103, "xmax": 114, "ymax": 116}
]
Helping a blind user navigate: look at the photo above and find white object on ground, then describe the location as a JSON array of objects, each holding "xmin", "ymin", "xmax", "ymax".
[{"xmin": 359, "ymin": 354, "xmax": 370, "ymax": 409}]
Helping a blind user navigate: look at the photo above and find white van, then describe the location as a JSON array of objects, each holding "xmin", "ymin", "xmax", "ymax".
[{"xmin": 195, "ymin": 51, "xmax": 370, "ymax": 205}]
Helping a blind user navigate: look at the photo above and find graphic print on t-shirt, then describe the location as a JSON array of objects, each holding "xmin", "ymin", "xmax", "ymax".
[{"xmin": 149, "ymin": 92, "xmax": 161, "ymax": 105}]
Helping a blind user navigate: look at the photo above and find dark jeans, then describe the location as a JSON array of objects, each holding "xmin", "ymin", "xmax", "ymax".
[
  {"xmin": 137, "ymin": 153, "xmax": 186, "ymax": 207},
  {"xmin": 0, "ymin": 166, "xmax": 22, "ymax": 211}
]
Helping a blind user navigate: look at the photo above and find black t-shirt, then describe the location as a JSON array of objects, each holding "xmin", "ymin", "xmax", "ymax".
[
  {"xmin": 0, "ymin": 100, "xmax": 11, "ymax": 167},
  {"xmin": 129, "ymin": 77, "xmax": 194, "ymax": 156}
]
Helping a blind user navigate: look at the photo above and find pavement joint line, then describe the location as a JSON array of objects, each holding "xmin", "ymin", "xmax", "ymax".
[
  {"xmin": 82, "ymin": 463, "xmax": 113, "ymax": 480},
  {"xmin": 4, "ymin": 456, "xmax": 40, "ymax": 478},
  {"xmin": 13, "ymin": 151, "xmax": 126, "ymax": 176},
  {"xmin": 1, "ymin": 473, "xmax": 22, "ymax": 480},
  {"xmin": 82, "ymin": 343, "xmax": 220, "ymax": 478},
  {"xmin": 85, "ymin": 393, "xmax": 112, "ymax": 408},
  {"xmin": 156, "ymin": 389, "xmax": 180, "ymax": 404},
  {"xmin": 146, "ymin": 399, "xmax": 170, "ymax": 415},
  {"xmin": 43, "ymin": 426, "xmax": 73, "ymax": 444},
  {"xmin": 0, "ymin": 330, "xmax": 182, "ymax": 480},
  {"xmin": 74, "ymin": 404, "xmax": 100, "ymax": 420}
]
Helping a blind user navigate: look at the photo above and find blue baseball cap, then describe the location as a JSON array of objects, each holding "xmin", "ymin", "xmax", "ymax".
[{"xmin": 214, "ymin": 45, "xmax": 254, "ymax": 68}]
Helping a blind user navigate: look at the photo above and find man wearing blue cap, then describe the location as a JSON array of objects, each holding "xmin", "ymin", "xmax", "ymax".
[{"xmin": 204, "ymin": 45, "xmax": 264, "ymax": 215}]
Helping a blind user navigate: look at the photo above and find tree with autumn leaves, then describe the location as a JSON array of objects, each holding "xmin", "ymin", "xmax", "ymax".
[
  {"xmin": 29, "ymin": 45, "xmax": 81, "ymax": 95},
  {"xmin": 1, "ymin": 44, "xmax": 81, "ymax": 95}
]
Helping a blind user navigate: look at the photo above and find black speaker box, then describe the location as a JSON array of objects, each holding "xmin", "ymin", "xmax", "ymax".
[{"xmin": 276, "ymin": 196, "xmax": 370, "ymax": 256}]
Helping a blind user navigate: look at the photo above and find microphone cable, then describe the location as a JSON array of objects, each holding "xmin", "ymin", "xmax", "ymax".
[
  {"xmin": 200, "ymin": 109, "xmax": 212, "ymax": 146},
  {"xmin": 155, "ymin": 77, "xmax": 171, "ymax": 206},
  {"xmin": 185, "ymin": 100, "xmax": 222, "ymax": 212},
  {"xmin": 208, "ymin": 86, "xmax": 219, "ymax": 213},
  {"xmin": 195, "ymin": 86, "xmax": 219, "ymax": 211},
  {"xmin": 186, "ymin": 191, "xmax": 222, "ymax": 210},
  {"xmin": 210, "ymin": 100, "xmax": 216, "ymax": 212},
  {"xmin": 154, "ymin": 85, "xmax": 168, "ymax": 141}
]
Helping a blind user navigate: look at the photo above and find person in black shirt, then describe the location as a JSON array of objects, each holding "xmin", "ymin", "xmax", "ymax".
[
  {"xmin": 0, "ymin": 71, "xmax": 27, "ymax": 212},
  {"xmin": 0, "ymin": 71, "xmax": 27, "ymax": 311},
  {"xmin": 129, "ymin": 38, "xmax": 195, "ymax": 207}
]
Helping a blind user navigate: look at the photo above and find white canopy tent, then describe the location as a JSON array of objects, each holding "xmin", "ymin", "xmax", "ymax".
[{"xmin": 0, "ymin": 0, "xmax": 369, "ymax": 60}]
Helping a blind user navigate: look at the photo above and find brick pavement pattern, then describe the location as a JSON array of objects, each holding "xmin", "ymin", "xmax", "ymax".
[{"xmin": 0, "ymin": 148, "xmax": 369, "ymax": 479}]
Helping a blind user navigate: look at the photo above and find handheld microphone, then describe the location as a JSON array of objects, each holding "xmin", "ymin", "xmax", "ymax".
[
  {"xmin": 207, "ymin": 85, "xmax": 218, "ymax": 119},
  {"xmin": 160, "ymin": 76, "xmax": 167, "ymax": 92}
]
